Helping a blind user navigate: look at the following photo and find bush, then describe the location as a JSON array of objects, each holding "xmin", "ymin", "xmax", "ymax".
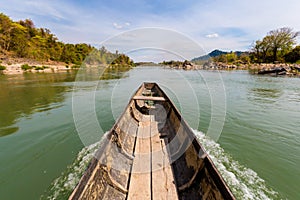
[
  {"xmin": 71, "ymin": 65, "xmax": 80, "ymax": 69},
  {"xmin": 0, "ymin": 65, "xmax": 6, "ymax": 70},
  {"xmin": 21, "ymin": 64, "xmax": 32, "ymax": 70},
  {"xmin": 34, "ymin": 66, "xmax": 44, "ymax": 70}
]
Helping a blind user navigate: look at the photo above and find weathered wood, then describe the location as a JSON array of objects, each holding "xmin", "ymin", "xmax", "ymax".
[
  {"xmin": 150, "ymin": 121, "xmax": 178, "ymax": 199},
  {"xmin": 127, "ymin": 122, "xmax": 151, "ymax": 200},
  {"xmin": 133, "ymin": 95, "xmax": 166, "ymax": 101},
  {"xmin": 69, "ymin": 82, "xmax": 235, "ymax": 200}
]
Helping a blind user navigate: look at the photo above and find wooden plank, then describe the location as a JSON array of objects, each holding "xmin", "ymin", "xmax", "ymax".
[
  {"xmin": 133, "ymin": 96, "xmax": 165, "ymax": 101},
  {"xmin": 127, "ymin": 121, "xmax": 151, "ymax": 200},
  {"xmin": 150, "ymin": 121, "xmax": 179, "ymax": 200}
]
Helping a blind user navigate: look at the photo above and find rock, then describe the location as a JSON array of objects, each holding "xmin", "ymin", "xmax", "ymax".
[
  {"xmin": 182, "ymin": 60, "xmax": 194, "ymax": 70},
  {"xmin": 258, "ymin": 67, "xmax": 287, "ymax": 75}
]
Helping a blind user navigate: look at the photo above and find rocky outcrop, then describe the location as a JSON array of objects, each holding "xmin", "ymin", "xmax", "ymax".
[
  {"xmin": 256, "ymin": 64, "xmax": 300, "ymax": 76},
  {"xmin": 200, "ymin": 62, "xmax": 248, "ymax": 70},
  {"xmin": 182, "ymin": 60, "xmax": 194, "ymax": 70},
  {"xmin": 161, "ymin": 60, "xmax": 200, "ymax": 70},
  {"xmin": 258, "ymin": 67, "xmax": 287, "ymax": 75}
]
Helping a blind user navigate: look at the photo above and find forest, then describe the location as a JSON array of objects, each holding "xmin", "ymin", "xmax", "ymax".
[{"xmin": 0, "ymin": 13, "xmax": 133, "ymax": 66}]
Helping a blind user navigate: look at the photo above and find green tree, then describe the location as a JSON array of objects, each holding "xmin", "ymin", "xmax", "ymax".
[
  {"xmin": 111, "ymin": 54, "xmax": 135, "ymax": 66},
  {"xmin": 0, "ymin": 13, "xmax": 13, "ymax": 51},
  {"xmin": 252, "ymin": 28, "xmax": 299, "ymax": 63},
  {"xmin": 9, "ymin": 22, "xmax": 28, "ymax": 57},
  {"xmin": 252, "ymin": 36, "xmax": 273, "ymax": 63},
  {"xmin": 239, "ymin": 53, "xmax": 251, "ymax": 64},
  {"xmin": 225, "ymin": 52, "xmax": 237, "ymax": 63},
  {"xmin": 0, "ymin": 13, "xmax": 130, "ymax": 66},
  {"xmin": 268, "ymin": 28, "xmax": 299, "ymax": 62},
  {"xmin": 285, "ymin": 46, "xmax": 300, "ymax": 63},
  {"xmin": 19, "ymin": 19, "xmax": 37, "ymax": 37}
]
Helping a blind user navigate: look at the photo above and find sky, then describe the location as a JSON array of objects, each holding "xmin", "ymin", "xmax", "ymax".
[{"xmin": 1, "ymin": 0, "xmax": 300, "ymax": 61}]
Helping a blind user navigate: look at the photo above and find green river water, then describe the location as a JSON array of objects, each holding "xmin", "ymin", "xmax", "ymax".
[{"xmin": 0, "ymin": 67, "xmax": 299, "ymax": 199}]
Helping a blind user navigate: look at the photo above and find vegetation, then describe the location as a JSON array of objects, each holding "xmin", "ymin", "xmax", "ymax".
[
  {"xmin": 207, "ymin": 27, "xmax": 300, "ymax": 65},
  {"xmin": 0, "ymin": 65, "xmax": 6, "ymax": 70},
  {"xmin": 160, "ymin": 60, "xmax": 184, "ymax": 66},
  {"xmin": 0, "ymin": 13, "xmax": 95, "ymax": 64},
  {"xmin": 0, "ymin": 13, "xmax": 134, "ymax": 67},
  {"xmin": 252, "ymin": 27, "xmax": 299, "ymax": 63},
  {"xmin": 212, "ymin": 52, "xmax": 251, "ymax": 65},
  {"xmin": 284, "ymin": 45, "xmax": 300, "ymax": 63},
  {"xmin": 110, "ymin": 54, "xmax": 135, "ymax": 67},
  {"xmin": 21, "ymin": 64, "xmax": 32, "ymax": 70}
]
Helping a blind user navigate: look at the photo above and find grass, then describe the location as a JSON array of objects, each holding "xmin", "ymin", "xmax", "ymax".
[
  {"xmin": 21, "ymin": 64, "xmax": 33, "ymax": 70},
  {"xmin": 0, "ymin": 65, "xmax": 6, "ymax": 70}
]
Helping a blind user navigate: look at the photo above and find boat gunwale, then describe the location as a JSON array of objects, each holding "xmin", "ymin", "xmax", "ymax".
[
  {"xmin": 147, "ymin": 82, "xmax": 235, "ymax": 199},
  {"xmin": 69, "ymin": 82, "xmax": 235, "ymax": 200}
]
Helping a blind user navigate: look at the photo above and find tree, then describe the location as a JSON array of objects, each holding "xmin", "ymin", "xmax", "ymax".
[
  {"xmin": 285, "ymin": 46, "xmax": 300, "ymax": 63},
  {"xmin": 0, "ymin": 13, "xmax": 128, "ymax": 65},
  {"xmin": 0, "ymin": 13, "xmax": 13, "ymax": 51},
  {"xmin": 267, "ymin": 27, "xmax": 299, "ymax": 62},
  {"xmin": 239, "ymin": 53, "xmax": 251, "ymax": 64},
  {"xmin": 9, "ymin": 22, "xmax": 28, "ymax": 57},
  {"xmin": 252, "ymin": 27, "xmax": 299, "ymax": 63},
  {"xmin": 225, "ymin": 52, "xmax": 237, "ymax": 63}
]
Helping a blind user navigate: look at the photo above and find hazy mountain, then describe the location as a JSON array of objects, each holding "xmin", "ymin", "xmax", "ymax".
[{"xmin": 191, "ymin": 49, "xmax": 246, "ymax": 62}]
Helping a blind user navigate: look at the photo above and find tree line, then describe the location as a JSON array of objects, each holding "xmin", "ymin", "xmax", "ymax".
[
  {"xmin": 213, "ymin": 27, "xmax": 300, "ymax": 64},
  {"xmin": 0, "ymin": 13, "xmax": 134, "ymax": 66}
]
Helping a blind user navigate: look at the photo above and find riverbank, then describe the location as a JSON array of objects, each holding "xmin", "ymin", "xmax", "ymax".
[
  {"xmin": 0, "ymin": 58, "xmax": 77, "ymax": 75},
  {"xmin": 205, "ymin": 62, "xmax": 300, "ymax": 76},
  {"xmin": 161, "ymin": 60, "xmax": 300, "ymax": 77},
  {"xmin": 1, "ymin": 58, "xmax": 300, "ymax": 77}
]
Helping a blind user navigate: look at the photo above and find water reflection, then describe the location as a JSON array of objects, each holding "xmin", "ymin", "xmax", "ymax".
[
  {"xmin": 0, "ymin": 127, "xmax": 19, "ymax": 137},
  {"xmin": 248, "ymin": 87, "xmax": 283, "ymax": 104},
  {"xmin": 100, "ymin": 65, "xmax": 132, "ymax": 80},
  {"xmin": 0, "ymin": 66, "xmax": 133, "ymax": 137},
  {"xmin": 0, "ymin": 72, "xmax": 78, "ymax": 137}
]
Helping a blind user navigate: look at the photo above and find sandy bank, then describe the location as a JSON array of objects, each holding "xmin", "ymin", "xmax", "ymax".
[{"xmin": 0, "ymin": 62, "xmax": 76, "ymax": 75}]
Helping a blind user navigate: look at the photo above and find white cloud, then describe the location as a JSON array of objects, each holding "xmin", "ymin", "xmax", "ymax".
[
  {"xmin": 113, "ymin": 22, "xmax": 131, "ymax": 29},
  {"xmin": 206, "ymin": 33, "xmax": 219, "ymax": 38},
  {"xmin": 113, "ymin": 23, "xmax": 123, "ymax": 29},
  {"xmin": 2, "ymin": 0, "xmax": 300, "ymax": 60}
]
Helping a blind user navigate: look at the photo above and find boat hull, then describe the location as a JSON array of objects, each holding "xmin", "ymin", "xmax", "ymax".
[{"xmin": 69, "ymin": 82, "xmax": 235, "ymax": 200}]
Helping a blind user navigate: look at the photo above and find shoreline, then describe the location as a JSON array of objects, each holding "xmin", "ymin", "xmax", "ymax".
[
  {"xmin": 0, "ymin": 60, "xmax": 77, "ymax": 75},
  {"xmin": 1, "ymin": 60, "xmax": 300, "ymax": 77},
  {"xmin": 162, "ymin": 61, "xmax": 300, "ymax": 77}
]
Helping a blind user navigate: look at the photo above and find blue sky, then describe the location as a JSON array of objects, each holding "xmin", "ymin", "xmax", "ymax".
[{"xmin": 1, "ymin": 0, "xmax": 300, "ymax": 61}]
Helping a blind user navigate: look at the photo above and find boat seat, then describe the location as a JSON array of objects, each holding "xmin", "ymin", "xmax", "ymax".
[{"xmin": 133, "ymin": 96, "xmax": 166, "ymax": 101}]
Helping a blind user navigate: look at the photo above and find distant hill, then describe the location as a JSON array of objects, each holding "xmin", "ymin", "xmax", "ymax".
[
  {"xmin": 191, "ymin": 49, "xmax": 247, "ymax": 62},
  {"xmin": 191, "ymin": 50, "xmax": 227, "ymax": 61}
]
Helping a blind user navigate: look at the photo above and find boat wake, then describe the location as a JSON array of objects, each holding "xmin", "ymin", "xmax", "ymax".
[
  {"xmin": 193, "ymin": 129, "xmax": 280, "ymax": 200},
  {"xmin": 42, "ymin": 131, "xmax": 279, "ymax": 200}
]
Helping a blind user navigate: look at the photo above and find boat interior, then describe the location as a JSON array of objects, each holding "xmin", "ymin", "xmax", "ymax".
[{"xmin": 69, "ymin": 82, "xmax": 234, "ymax": 200}]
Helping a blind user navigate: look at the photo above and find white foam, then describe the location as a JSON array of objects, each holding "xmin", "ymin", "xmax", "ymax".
[
  {"xmin": 42, "ymin": 130, "xmax": 280, "ymax": 200},
  {"xmin": 193, "ymin": 129, "xmax": 280, "ymax": 200}
]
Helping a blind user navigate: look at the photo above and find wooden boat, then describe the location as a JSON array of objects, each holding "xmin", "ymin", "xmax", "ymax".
[{"xmin": 69, "ymin": 82, "xmax": 235, "ymax": 200}]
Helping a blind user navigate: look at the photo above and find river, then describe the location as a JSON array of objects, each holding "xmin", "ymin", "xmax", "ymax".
[{"xmin": 0, "ymin": 67, "xmax": 299, "ymax": 199}]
